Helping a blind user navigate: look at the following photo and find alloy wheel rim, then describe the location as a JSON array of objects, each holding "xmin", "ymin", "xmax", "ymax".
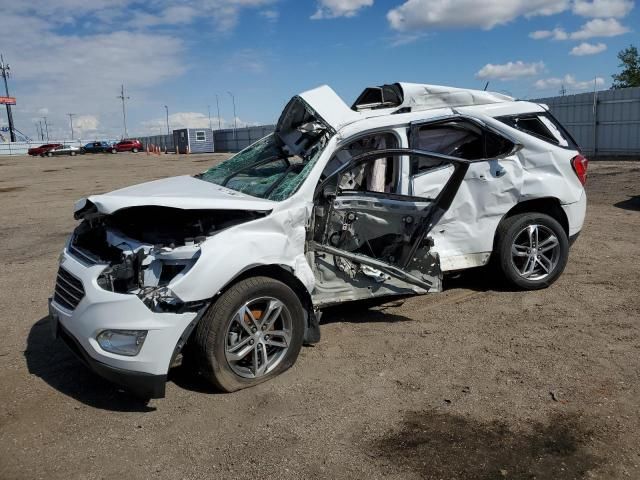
[
  {"xmin": 510, "ymin": 224, "xmax": 560, "ymax": 281},
  {"xmin": 224, "ymin": 297, "xmax": 292, "ymax": 379}
]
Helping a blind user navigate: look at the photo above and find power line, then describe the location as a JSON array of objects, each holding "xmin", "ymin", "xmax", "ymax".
[{"xmin": 117, "ymin": 84, "xmax": 130, "ymax": 139}]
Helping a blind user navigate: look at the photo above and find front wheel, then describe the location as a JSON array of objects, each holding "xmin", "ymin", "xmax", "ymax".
[
  {"xmin": 132, "ymin": 147, "xmax": 139, "ymax": 153},
  {"xmin": 111, "ymin": 148, "xmax": 117, "ymax": 154},
  {"xmin": 70, "ymin": 151, "xmax": 76, "ymax": 156},
  {"xmin": 495, "ymin": 212, "xmax": 569, "ymax": 290},
  {"xmin": 194, "ymin": 277, "xmax": 305, "ymax": 392},
  {"xmin": 46, "ymin": 152, "xmax": 53, "ymax": 157}
]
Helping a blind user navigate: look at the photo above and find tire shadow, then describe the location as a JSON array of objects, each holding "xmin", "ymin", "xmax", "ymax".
[{"xmin": 25, "ymin": 316, "xmax": 155, "ymax": 412}]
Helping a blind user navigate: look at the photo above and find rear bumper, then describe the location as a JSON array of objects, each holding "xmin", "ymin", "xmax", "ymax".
[{"xmin": 53, "ymin": 310, "xmax": 167, "ymax": 398}]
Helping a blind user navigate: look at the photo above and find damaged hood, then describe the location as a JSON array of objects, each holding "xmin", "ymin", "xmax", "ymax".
[{"xmin": 76, "ymin": 175, "xmax": 276, "ymax": 215}]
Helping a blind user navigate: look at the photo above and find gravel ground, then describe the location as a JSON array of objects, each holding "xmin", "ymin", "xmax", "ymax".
[{"xmin": 0, "ymin": 153, "xmax": 638, "ymax": 479}]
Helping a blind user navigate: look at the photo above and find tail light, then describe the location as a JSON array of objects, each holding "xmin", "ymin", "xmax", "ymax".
[{"xmin": 571, "ymin": 154, "xmax": 588, "ymax": 186}]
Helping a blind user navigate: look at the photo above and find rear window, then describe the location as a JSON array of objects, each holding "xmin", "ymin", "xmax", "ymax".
[
  {"xmin": 410, "ymin": 120, "xmax": 514, "ymax": 175},
  {"xmin": 497, "ymin": 113, "xmax": 577, "ymax": 149}
]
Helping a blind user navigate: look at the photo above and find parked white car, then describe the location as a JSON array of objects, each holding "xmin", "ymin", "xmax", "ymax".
[
  {"xmin": 42, "ymin": 144, "xmax": 82, "ymax": 157},
  {"xmin": 49, "ymin": 83, "xmax": 588, "ymax": 398}
]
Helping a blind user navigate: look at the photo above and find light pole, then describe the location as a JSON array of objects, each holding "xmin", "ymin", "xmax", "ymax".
[
  {"xmin": 0, "ymin": 54, "xmax": 16, "ymax": 142},
  {"xmin": 207, "ymin": 105, "xmax": 212, "ymax": 130},
  {"xmin": 117, "ymin": 84, "xmax": 130, "ymax": 139},
  {"xmin": 42, "ymin": 116, "xmax": 49, "ymax": 141},
  {"xmin": 163, "ymin": 105, "xmax": 170, "ymax": 135},
  {"xmin": 215, "ymin": 94, "xmax": 221, "ymax": 129},
  {"xmin": 227, "ymin": 91, "xmax": 237, "ymax": 137},
  {"xmin": 38, "ymin": 119, "xmax": 44, "ymax": 141},
  {"xmin": 67, "ymin": 113, "xmax": 76, "ymax": 140}
]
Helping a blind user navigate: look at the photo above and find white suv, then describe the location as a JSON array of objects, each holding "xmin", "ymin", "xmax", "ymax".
[{"xmin": 49, "ymin": 83, "xmax": 587, "ymax": 398}]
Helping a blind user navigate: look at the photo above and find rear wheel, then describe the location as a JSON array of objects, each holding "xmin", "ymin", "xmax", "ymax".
[
  {"xmin": 111, "ymin": 148, "xmax": 117, "ymax": 154},
  {"xmin": 495, "ymin": 212, "xmax": 569, "ymax": 290},
  {"xmin": 132, "ymin": 147, "xmax": 139, "ymax": 153},
  {"xmin": 46, "ymin": 151, "xmax": 53, "ymax": 157},
  {"xmin": 194, "ymin": 277, "xmax": 305, "ymax": 392},
  {"xmin": 70, "ymin": 151, "xmax": 76, "ymax": 156}
]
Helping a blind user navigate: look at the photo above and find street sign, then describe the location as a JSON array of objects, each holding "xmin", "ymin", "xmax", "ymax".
[{"xmin": 0, "ymin": 96, "xmax": 16, "ymax": 105}]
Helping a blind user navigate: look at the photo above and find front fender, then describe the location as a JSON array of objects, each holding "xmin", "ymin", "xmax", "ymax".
[{"xmin": 169, "ymin": 205, "xmax": 314, "ymax": 302}]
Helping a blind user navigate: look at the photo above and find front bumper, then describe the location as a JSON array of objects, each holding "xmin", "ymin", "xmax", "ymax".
[
  {"xmin": 51, "ymin": 309, "xmax": 167, "ymax": 398},
  {"xmin": 49, "ymin": 248, "xmax": 201, "ymax": 398}
]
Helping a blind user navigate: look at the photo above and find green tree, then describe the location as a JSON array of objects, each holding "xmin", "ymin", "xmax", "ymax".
[{"xmin": 611, "ymin": 45, "xmax": 640, "ymax": 89}]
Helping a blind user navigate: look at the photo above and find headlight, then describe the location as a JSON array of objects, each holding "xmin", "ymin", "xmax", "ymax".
[{"xmin": 97, "ymin": 330, "xmax": 147, "ymax": 356}]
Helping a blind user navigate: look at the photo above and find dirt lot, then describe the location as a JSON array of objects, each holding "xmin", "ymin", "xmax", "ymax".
[{"xmin": 0, "ymin": 152, "xmax": 638, "ymax": 479}]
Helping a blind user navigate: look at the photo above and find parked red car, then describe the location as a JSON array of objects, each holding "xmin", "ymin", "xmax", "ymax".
[
  {"xmin": 28, "ymin": 143, "xmax": 62, "ymax": 156},
  {"xmin": 114, "ymin": 139, "xmax": 143, "ymax": 153}
]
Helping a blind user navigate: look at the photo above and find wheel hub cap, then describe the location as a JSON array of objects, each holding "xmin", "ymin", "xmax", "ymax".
[
  {"xmin": 224, "ymin": 297, "xmax": 292, "ymax": 379},
  {"xmin": 511, "ymin": 224, "xmax": 561, "ymax": 281}
]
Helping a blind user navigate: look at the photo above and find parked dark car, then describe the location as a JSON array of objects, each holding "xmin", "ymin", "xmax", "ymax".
[
  {"xmin": 114, "ymin": 139, "xmax": 142, "ymax": 153},
  {"xmin": 82, "ymin": 141, "xmax": 117, "ymax": 154},
  {"xmin": 27, "ymin": 143, "xmax": 62, "ymax": 156}
]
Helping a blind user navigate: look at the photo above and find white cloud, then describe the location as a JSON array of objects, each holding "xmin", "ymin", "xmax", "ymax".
[
  {"xmin": 140, "ymin": 112, "xmax": 253, "ymax": 135},
  {"xmin": 570, "ymin": 42, "xmax": 607, "ymax": 55},
  {"xmin": 570, "ymin": 18, "xmax": 630, "ymax": 39},
  {"xmin": 259, "ymin": 9, "xmax": 280, "ymax": 21},
  {"xmin": 0, "ymin": 0, "xmax": 275, "ymax": 139},
  {"xmin": 74, "ymin": 115, "xmax": 100, "ymax": 133},
  {"xmin": 311, "ymin": 0, "xmax": 374, "ymax": 19},
  {"xmin": 529, "ymin": 27, "xmax": 568, "ymax": 40},
  {"xmin": 129, "ymin": 6, "xmax": 198, "ymax": 28},
  {"xmin": 534, "ymin": 74, "xmax": 605, "ymax": 91},
  {"xmin": 387, "ymin": 0, "xmax": 570, "ymax": 31},
  {"xmin": 223, "ymin": 49, "xmax": 269, "ymax": 74},
  {"xmin": 476, "ymin": 61, "xmax": 545, "ymax": 80},
  {"xmin": 572, "ymin": 0, "xmax": 634, "ymax": 18}
]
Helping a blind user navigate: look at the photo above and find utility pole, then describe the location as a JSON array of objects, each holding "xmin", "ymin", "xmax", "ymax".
[
  {"xmin": 207, "ymin": 105, "xmax": 212, "ymax": 130},
  {"xmin": 117, "ymin": 84, "xmax": 130, "ymax": 139},
  {"xmin": 67, "ymin": 113, "xmax": 76, "ymax": 140},
  {"xmin": 215, "ymin": 94, "xmax": 221, "ymax": 129},
  {"xmin": 35, "ymin": 122, "xmax": 41, "ymax": 141},
  {"xmin": 163, "ymin": 105, "xmax": 170, "ymax": 135},
  {"xmin": 38, "ymin": 120, "xmax": 44, "ymax": 141},
  {"xmin": 559, "ymin": 84, "xmax": 567, "ymax": 96},
  {"xmin": 0, "ymin": 54, "xmax": 16, "ymax": 142},
  {"xmin": 228, "ymin": 91, "xmax": 237, "ymax": 137},
  {"xmin": 43, "ymin": 116, "xmax": 49, "ymax": 141}
]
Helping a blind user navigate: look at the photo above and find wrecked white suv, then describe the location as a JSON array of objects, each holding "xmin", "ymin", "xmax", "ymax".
[{"xmin": 49, "ymin": 83, "xmax": 587, "ymax": 398}]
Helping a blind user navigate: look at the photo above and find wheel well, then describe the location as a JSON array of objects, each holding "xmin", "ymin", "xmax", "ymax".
[
  {"xmin": 503, "ymin": 198, "xmax": 569, "ymax": 235},
  {"xmin": 226, "ymin": 264, "xmax": 314, "ymax": 311}
]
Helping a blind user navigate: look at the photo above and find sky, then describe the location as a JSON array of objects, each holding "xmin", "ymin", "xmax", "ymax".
[{"xmin": 0, "ymin": 0, "xmax": 638, "ymax": 141}]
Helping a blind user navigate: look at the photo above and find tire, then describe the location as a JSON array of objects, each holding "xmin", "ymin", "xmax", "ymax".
[
  {"xmin": 70, "ymin": 151, "xmax": 76, "ymax": 156},
  {"xmin": 111, "ymin": 148, "xmax": 117, "ymax": 154},
  {"xmin": 495, "ymin": 212, "xmax": 569, "ymax": 290},
  {"xmin": 194, "ymin": 276, "xmax": 305, "ymax": 392},
  {"xmin": 46, "ymin": 152, "xmax": 53, "ymax": 157},
  {"xmin": 132, "ymin": 148, "xmax": 138, "ymax": 153}
]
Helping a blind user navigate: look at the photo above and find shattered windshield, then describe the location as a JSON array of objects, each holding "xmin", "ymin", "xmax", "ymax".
[{"xmin": 199, "ymin": 133, "xmax": 327, "ymax": 201}]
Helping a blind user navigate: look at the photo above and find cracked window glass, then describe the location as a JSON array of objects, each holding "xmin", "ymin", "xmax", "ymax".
[{"xmin": 198, "ymin": 134, "xmax": 327, "ymax": 201}]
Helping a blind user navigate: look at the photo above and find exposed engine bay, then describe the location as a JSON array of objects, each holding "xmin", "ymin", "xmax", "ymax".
[{"xmin": 70, "ymin": 205, "xmax": 266, "ymax": 311}]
